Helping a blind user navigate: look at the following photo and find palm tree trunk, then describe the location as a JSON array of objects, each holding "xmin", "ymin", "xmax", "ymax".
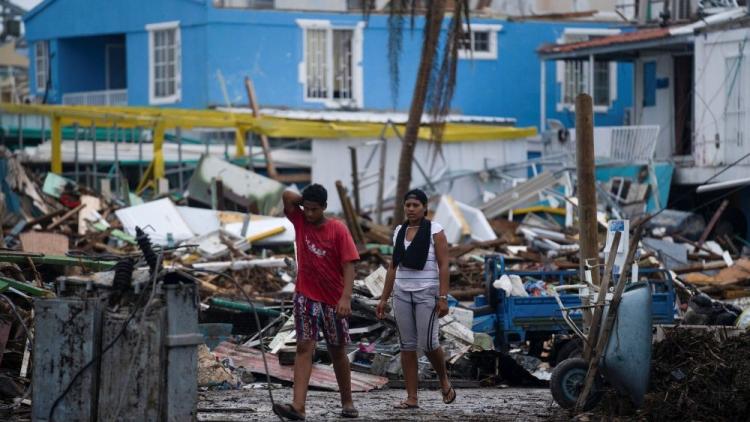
[{"xmin": 392, "ymin": 0, "xmax": 447, "ymax": 225}]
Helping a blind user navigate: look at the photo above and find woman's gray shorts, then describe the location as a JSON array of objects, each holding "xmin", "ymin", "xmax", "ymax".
[{"xmin": 392, "ymin": 286, "xmax": 440, "ymax": 352}]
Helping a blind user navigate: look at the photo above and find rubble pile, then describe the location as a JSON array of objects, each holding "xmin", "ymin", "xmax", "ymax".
[
  {"xmin": 643, "ymin": 328, "xmax": 750, "ymax": 420},
  {"xmin": 0, "ymin": 147, "xmax": 749, "ymax": 418},
  {"xmin": 595, "ymin": 327, "xmax": 750, "ymax": 421}
]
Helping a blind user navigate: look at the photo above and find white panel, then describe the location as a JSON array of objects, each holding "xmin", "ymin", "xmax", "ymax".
[{"xmin": 312, "ymin": 138, "xmax": 527, "ymax": 214}]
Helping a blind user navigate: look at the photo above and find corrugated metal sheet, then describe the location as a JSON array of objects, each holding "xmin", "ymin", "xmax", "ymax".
[
  {"xmin": 213, "ymin": 342, "xmax": 389, "ymax": 392},
  {"xmin": 224, "ymin": 107, "xmax": 517, "ymax": 125},
  {"xmin": 539, "ymin": 28, "xmax": 671, "ymax": 54}
]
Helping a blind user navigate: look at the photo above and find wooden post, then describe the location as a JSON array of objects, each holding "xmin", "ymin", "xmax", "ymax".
[
  {"xmin": 583, "ymin": 231, "xmax": 620, "ymax": 362},
  {"xmin": 335, "ymin": 180, "xmax": 366, "ymax": 247},
  {"xmin": 153, "ymin": 123, "xmax": 166, "ymax": 181},
  {"xmin": 576, "ymin": 223, "xmax": 644, "ymax": 410},
  {"xmin": 694, "ymin": 199, "xmax": 729, "ymax": 252},
  {"xmin": 245, "ymin": 77, "xmax": 278, "ymax": 179},
  {"xmin": 51, "ymin": 115, "xmax": 62, "ymax": 174},
  {"xmin": 349, "ymin": 146, "xmax": 361, "ymax": 214},
  {"xmin": 575, "ymin": 94, "xmax": 600, "ymax": 287},
  {"xmin": 376, "ymin": 136, "xmax": 387, "ymax": 225}
]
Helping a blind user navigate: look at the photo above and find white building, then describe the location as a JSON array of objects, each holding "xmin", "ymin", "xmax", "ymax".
[{"xmin": 538, "ymin": 4, "xmax": 750, "ymax": 237}]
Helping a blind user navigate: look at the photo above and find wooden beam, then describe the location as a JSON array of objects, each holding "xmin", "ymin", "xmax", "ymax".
[
  {"xmin": 583, "ymin": 231, "xmax": 621, "ymax": 362},
  {"xmin": 575, "ymin": 94, "xmax": 600, "ymax": 286},
  {"xmin": 245, "ymin": 77, "xmax": 279, "ymax": 179},
  {"xmin": 576, "ymin": 223, "xmax": 644, "ymax": 410},
  {"xmin": 694, "ymin": 199, "xmax": 730, "ymax": 253},
  {"xmin": 51, "ymin": 116, "xmax": 62, "ymax": 174}
]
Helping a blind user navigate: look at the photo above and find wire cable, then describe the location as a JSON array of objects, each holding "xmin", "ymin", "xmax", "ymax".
[{"xmin": 185, "ymin": 267, "xmax": 285, "ymax": 422}]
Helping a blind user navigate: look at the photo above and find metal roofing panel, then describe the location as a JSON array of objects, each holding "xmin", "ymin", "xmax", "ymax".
[
  {"xmin": 539, "ymin": 28, "xmax": 671, "ymax": 55},
  {"xmin": 213, "ymin": 342, "xmax": 389, "ymax": 392}
]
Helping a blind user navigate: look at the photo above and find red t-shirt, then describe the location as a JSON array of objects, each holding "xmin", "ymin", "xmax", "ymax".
[{"xmin": 286, "ymin": 207, "xmax": 360, "ymax": 306}]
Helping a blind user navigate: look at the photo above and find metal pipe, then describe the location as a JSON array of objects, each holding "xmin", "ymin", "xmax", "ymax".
[
  {"xmin": 73, "ymin": 124, "xmax": 80, "ymax": 182},
  {"xmin": 91, "ymin": 124, "xmax": 97, "ymax": 190},
  {"xmin": 138, "ymin": 127, "xmax": 144, "ymax": 181},
  {"xmin": 696, "ymin": 176, "xmax": 750, "ymax": 194},
  {"xmin": 376, "ymin": 138, "xmax": 387, "ymax": 225},
  {"xmin": 114, "ymin": 125, "xmax": 120, "ymax": 196},
  {"xmin": 540, "ymin": 59, "xmax": 546, "ymax": 132},
  {"xmin": 17, "ymin": 114, "xmax": 22, "ymax": 150},
  {"xmin": 177, "ymin": 127, "xmax": 184, "ymax": 191}
]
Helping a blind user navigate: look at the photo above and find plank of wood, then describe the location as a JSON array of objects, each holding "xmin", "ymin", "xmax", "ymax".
[
  {"xmin": 335, "ymin": 181, "xmax": 366, "ymax": 246},
  {"xmin": 47, "ymin": 203, "xmax": 85, "ymax": 230},
  {"xmin": 583, "ymin": 231, "xmax": 621, "ymax": 361},
  {"xmin": 694, "ymin": 199, "xmax": 729, "ymax": 252},
  {"xmin": 245, "ymin": 77, "xmax": 278, "ymax": 179},
  {"xmin": 576, "ymin": 223, "xmax": 643, "ymax": 410}
]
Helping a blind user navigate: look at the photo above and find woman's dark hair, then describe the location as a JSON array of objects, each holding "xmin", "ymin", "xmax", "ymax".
[
  {"xmin": 404, "ymin": 188, "xmax": 428, "ymax": 206},
  {"xmin": 302, "ymin": 183, "xmax": 327, "ymax": 206}
]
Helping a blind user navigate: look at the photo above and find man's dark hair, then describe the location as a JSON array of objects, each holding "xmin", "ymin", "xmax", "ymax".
[{"xmin": 302, "ymin": 184, "xmax": 327, "ymax": 206}]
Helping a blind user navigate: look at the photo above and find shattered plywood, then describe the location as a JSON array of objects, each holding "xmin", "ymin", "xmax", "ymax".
[
  {"xmin": 78, "ymin": 195, "xmax": 102, "ymax": 235},
  {"xmin": 213, "ymin": 342, "xmax": 388, "ymax": 392},
  {"xmin": 682, "ymin": 258, "xmax": 750, "ymax": 286}
]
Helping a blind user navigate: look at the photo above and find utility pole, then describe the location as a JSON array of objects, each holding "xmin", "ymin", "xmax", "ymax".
[{"xmin": 575, "ymin": 93, "xmax": 600, "ymax": 286}]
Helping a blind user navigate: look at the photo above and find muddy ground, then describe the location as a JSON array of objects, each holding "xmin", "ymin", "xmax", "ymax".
[{"xmin": 198, "ymin": 386, "xmax": 570, "ymax": 421}]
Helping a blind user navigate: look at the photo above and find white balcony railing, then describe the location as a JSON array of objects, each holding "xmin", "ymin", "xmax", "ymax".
[
  {"xmin": 62, "ymin": 89, "xmax": 127, "ymax": 106},
  {"xmin": 565, "ymin": 125, "xmax": 661, "ymax": 162}
]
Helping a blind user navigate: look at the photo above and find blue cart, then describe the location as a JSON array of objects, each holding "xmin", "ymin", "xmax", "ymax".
[{"xmin": 471, "ymin": 255, "xmax": 676, "ymax": 360}]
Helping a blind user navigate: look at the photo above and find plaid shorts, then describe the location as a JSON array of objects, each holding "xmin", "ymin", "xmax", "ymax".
[{"xmin": 293, "ymin": 292, "xmax": 350, "ymax": 346}]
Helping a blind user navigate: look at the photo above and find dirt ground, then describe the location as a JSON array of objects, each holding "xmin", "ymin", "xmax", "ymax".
[{"xmin": 197, "ymin": 386, "xmax": 570, "ymax": 421}]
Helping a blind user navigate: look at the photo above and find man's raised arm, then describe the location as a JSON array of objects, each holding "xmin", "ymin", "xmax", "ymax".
[{"xmin": 282, "ymin": 190, "xmax": 303, "ymax": 216}]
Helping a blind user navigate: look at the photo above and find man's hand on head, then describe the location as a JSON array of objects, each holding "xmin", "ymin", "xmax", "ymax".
[{"xmin": 336, "ymin": 296, "xmax": 352, "ymax": 319}]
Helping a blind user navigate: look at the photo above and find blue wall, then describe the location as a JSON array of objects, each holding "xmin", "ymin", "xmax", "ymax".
[{"xmin": 25, "ymin": 0, "xmax": 633, "ymax": 129}]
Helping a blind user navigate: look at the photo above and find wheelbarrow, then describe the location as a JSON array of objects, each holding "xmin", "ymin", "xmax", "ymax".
[{"xmin": 548, "ymin": 234, "xmax": 653, "ymax": 410}]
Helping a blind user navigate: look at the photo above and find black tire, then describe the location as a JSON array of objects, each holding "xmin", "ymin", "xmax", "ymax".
[
  {"xmin": 554, "ymin": 338, "xmax": 583, "ymax": 365},
  {"xmin": 550, "ymin": 357, "xmax": 603, "ymax": 410}
]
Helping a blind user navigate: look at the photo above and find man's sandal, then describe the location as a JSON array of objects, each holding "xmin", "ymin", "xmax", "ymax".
[
  {"xmin": 272, "ymin": 403, "xmax": 306, "ymax": 420},
  {"xmin": 442, "ymin": 386, "xmax": 457, "ymax": 404}
]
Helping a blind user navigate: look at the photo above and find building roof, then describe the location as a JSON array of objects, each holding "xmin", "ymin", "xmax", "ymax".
[
  {"xmin": 232, "ymin": 107, "xmax": 517, "ymax": 125},
  {"xmin": 538, "ymin": 27, "xmax": 670, "ymax": 55},
  {"xmin": 0, "ymin": 42, "xmax": 28, "ymax": 68},
  {"xmin": 537, "ymin": 7, "xmax": 748, "ymax": 60}
]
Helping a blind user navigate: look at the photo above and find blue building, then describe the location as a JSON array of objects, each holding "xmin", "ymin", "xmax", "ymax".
[{"xmin": 24, "ymin": 0, "xmax": 633, "ymax": 130}]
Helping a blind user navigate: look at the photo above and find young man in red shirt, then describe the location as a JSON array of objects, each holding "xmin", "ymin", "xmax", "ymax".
[{"xmin": 273, "ymin": 184, "xmax": 360, "ymax": 420}]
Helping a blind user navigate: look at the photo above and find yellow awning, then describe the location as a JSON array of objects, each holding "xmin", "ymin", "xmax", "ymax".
[
  {"xmin": 0, "ymin": 104, "xmax": 536, "ymax": 141},
  {"xmin": 0, "ymin": 104, "xmax": 537, "ymax": 184}
]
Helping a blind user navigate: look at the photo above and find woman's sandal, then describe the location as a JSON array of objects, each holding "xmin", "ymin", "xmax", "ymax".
[
  {"xmin": 393, "ymin": 400, "xmax": 419, "ymax": 409},
  {"xmin": 442, "ymin": 385, "xmax": 457, "ymax": 404},
  {"xmin": 341, "ymin": 407, "xmax": 359, "ymax": 418}
]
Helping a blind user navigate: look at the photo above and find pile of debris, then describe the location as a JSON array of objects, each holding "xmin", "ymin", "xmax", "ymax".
[
  {"xmin": 2, "ymin": 142, "xmax": 750, "ymax": 418},
  {"xmin": 593, "ymin": 326, "xmax": 750, "ymax": 421}
]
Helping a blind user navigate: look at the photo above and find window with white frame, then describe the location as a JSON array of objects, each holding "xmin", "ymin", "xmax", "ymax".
[
  {"xmin": 298, "ymin": 19, "xmax": 364, "ymax": 108},
  {"xmin": 458, "ymin": 24, "xmax": 501, "ymax": 60},
  {"xmin": 556, "ymin": 28, "xmax": 620, "ymax": 111},
  {"xmin": 147, "ymin": 21, "xmax": 181, "ymax": 104},
  {"xmin": 35, "ymin": 41, "xmax": 49, "ymax": 94}
]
